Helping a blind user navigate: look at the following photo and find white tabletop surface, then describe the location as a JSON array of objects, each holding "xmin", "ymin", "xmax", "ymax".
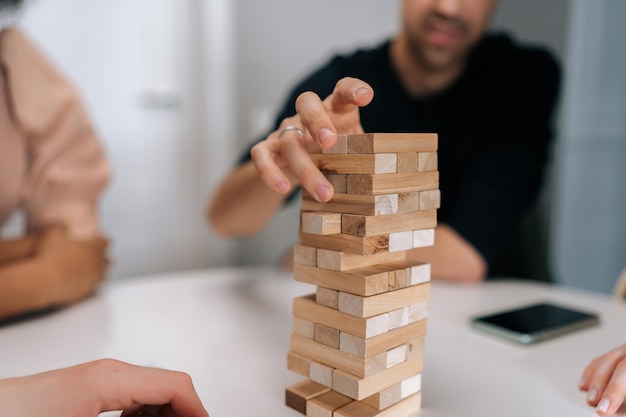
[{"xmin": 0, "ymin": 266, "xmax": 624, "ymax": 417}]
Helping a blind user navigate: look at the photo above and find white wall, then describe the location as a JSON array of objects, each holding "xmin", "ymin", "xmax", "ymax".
[
  {"xmin": 551, "ymin": 0, "xmax": 626, "ymax": 293},
  {"xmin": 14, "ymin": 0, "xmax": 237, "ymax": 279}
]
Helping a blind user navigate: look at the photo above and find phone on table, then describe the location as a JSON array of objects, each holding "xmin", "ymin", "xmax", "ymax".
[{"xmin": 470, "ymin": 302, "xmax": 600, "ymax": 345}]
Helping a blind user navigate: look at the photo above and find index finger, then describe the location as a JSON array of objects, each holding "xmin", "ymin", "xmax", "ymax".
[{"xmin": 92, "ymin": 360, "xmax": 210, "ymax": 417}]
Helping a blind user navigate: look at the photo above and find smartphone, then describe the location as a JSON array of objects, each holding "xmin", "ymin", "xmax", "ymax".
[{"xmin": 470, "ymin": 302, "xmax": 600, "ymax": 345}]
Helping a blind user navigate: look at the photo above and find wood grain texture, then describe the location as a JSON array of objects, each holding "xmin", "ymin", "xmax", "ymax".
[
  {"xmin": 294, "ymin": 244, "xmax": 317, "ymax": 266},
  {"xmin": 341, "ymin": 210, "xmax": 437, "ymax": 237},
  {"xmin": 306, "ymin": 390, "xmax": 354, "ymax": 417},
  {"xmin": 346, "ymin": 133, "xmax": 438, "ymax": 154},
  {"xmin": 316, "ymin": 248, "xmax": 406, "ymax": 272},
  {"xmin": 311, "ymin": 153, "xmax": 397, "ymax": 174},
  {"xmin": 360, "ymin": 375, "xmax": 422, "ymax": 411},
  {"xmin": 287, "ymin": 351, "xmax": 311, "ymax": 377},
  {"xmin": 285, "ymin": 380, "xmax": 330, "ymax": 415},
  {"xmin": 321, "ymin": 134, "xmax": 347, "ymax": 154},
  {"xmin": 302, "ymin": 192, "xmax": 398, "ymax": 216},
  {"xmin": 335, "ymin": 392, "xmax": 421, "ymax": 416},
  {"xmin": 338, "ymin": 283, "xmax": 430, "ymax": 318},
  {"xmin": 419, "ymin": 189, "xmax": 441, "ymax": 210},
  {"xmin": 347, "ymin": 171, "xmax": 439, "ymax": 195},
  {"xmin": 338, "ymin": 322, "xmax": 427, "ymax": 359},
  {"xmin": 294, "ymin": 264, "xmax": 389, "ymax": 297},
  {"xmin": 417, "ymin": 151, "xmax": 438, "ymax": 171},
  {"xmin": 299, "ymin": 230, "xmax": 389, "ymax": 256},
  {"xmin": 301, "ymin": 211, "xmax": 342, "ymax": 235}
]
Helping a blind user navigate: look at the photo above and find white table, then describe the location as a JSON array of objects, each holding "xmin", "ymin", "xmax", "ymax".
[{"xmin": 0, "ymin": 267, "xmax": 624, "ymax": 416}]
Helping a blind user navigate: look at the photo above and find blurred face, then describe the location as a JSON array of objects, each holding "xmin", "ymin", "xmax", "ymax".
[{"xmin": 400, "ymin": 0, "xmax": 500, "ymax": 72}]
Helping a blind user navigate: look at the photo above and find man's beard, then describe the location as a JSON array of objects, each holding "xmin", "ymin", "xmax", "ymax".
[{"xmin": 0, "ymin": 0, "xmax": 24, "ymax": 12}]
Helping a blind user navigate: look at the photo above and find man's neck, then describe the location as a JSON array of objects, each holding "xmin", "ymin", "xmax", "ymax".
[{"xmin": 390, "ymin": 35, "xmax": 467, "ymax": 98}]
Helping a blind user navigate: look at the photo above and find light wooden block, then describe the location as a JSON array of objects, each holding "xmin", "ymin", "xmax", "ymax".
[
  {"xmin": 341, "ymin": 210, "xmax": 437, "ymax": 237},
  {"xmin": 338, "ymin": 321, "xmax": 427, "ymax": 359},
  {"xmin": 311, "ymin": 153, "xmax": 397, "ymax": 174},
  {"xmin": 406, "ymin": 338, "xmax": 426, "ymax": 360},
  {"xmin": 316, "ymin": 249, "xmax": 406, "ymax": 272},
  {"xmin": 302, "ymin": 212, "xmax": 342, "ymax": 235},
  {"xmin": 409, "ymin": 303, "xmax": 428, "ymax": 322},
  {"xmin": 321, "ymin": 134, "xmax": 347, "ymax": 154},
  {"xmin": 409, "ymin": 262, "xmax": 430, "ymax": 285},
  {"xmin": 294, "ymin": 244, "xmax": 318, "ymax": 266},
  {"xmin": 396, "ymin": 152, "xmax": 418, "ymax": 173},
  {"xmin": 315, "ymin": 324, "xmax": 340, "ymax": 349},
  {"xmin": 326, "ymin": 174, "xmax": 347, "ymax": 194},
  {"xmin": 310, "ymin": 361, "xmax": 334, "ymax": 387},
  {"xmin": 412, "ymin": 229, "xmax": 435, "ymax": 248},
  {"xmin": 346, "ymin": 171, "xmax": 439, "ymax": 195},
  {"xmin": 346, "ymin": 133, "xmax": 438, "ymax": 154},
  {"xmin": 299, "ymin": 231, "xmax": 388, "ymax": 256},
  {"xmin": 294, "ymin": 264, "xmax": 389, "ymax": 297},
  {"xmin": 302, "ymin": 192, "xmax": 398, "ymax": 216},
  {"xmin": 419, "ymin": 189, "xmax": 441, "ymax": 210},
  {"xmin": 338, "ymin": 284, "xmax": 431, "ymax": 318},
  {"xmin": 336, "ymin": 392, "xmax": 421, "ymax": 417},
  {"xmin": 397, "ymin": 192, "xmax": 420, "ymax": 212},
  {"xmin": 360, "ymin": 375, "xmax": 421, "ymax": 411},
  {"xmin": 332, "ymin": 356, "xmax": 424, "ymax": 400},
  {"xmin": 388, "ymin": 231, "xmax": 413, "ymax": 252},
  {"xmin": 293, "ymin": 317, "xmax": 315, "ymax": 339},
  {"xmin": 293, "ymin": 295, "xmax": 390, "ymax": 339},
  {"xmin": 287, "ymin": 351, "xmax": 312, "ymax": 377},
  {"xmin": 316, "ymin": 287, "xmax": 339, "ymax": 309},
  {"xmin": 417, "ymin": 151, "xmax": 438, "ymax": 171},
  {"xmin": 285, "ymin": 380, "xmax": 330, "ymax": 415},
  {"xmin": 306, "ymin": 391, "xmax": 353, "ymax": 417},
  {"xmin": 387, "ymin": 307, "xmax": 410, "ymax": 330}
]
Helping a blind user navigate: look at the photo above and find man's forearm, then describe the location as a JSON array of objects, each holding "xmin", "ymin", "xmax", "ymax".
[
  {"xmin": 0, "ymin": 257, "xmax": 52, "ymax": 320},
  {"xmin": 208, "ymin": 162, "xmax": 291, "ymax": 237}
]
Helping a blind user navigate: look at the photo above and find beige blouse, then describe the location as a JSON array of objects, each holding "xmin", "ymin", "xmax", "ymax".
[{"xmin": 0, "ymin": 28, "xmax": 109, "ymax": 240}]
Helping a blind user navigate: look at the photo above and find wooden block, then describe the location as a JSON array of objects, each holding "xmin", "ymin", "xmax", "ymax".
[
  {"xmin": 417, "ymin": 151, "xmax": 437, "ymax": 171},
  {"xmin": 412, "ymin": 229, "xmax": 435, "ymax": 248},
  {"xmin": 302, "ymin": 212, "xmax": 342, "ymax": 235},
  {"xmin": 299, "ymin": 231, "xmax": 388, "ymax": 256},
  {"xmin": 346, "ymin": 133, "xmax": 438, "ymax": 154},
  {"xmin": 316, "ymin": 249, "xmax": 406, "ymax": 272},
  {"xmin": 295, "ymin": 264, "xmax": 389, "ymax": 297},
  {"xmin": 360, "ymin": 375, "xmax": 421, "ymax": 410},
  {"xmin": 302, "ymin": 192, "xmax": 398, "ymax": 216},
  {"xmin": 396, "ymin": 152, "xmax": 418, "ymax": 173},
  {"xmin": 409, "ymin": 303, "xmax": 428, "ymax": 322},
  {"xmin": 387, "ymin": 306, "xmax": 410, "ymax": 330},
  {"xmin": 388, "ymin": 231, "xmax": 413, "ymax": 252},
  {"xmin": 306, "ymin": 390, "xmax": 353, "ymax": 417},
  {"xmin": 293, "ymin": 295, "xmax": 389, "ymax": 339},
  {"xmin": 285, "ymin": 380, "xmax": 330, "ymax": 415},
  {"xmin": 310, "ymin": 361, "xmax": 334, "ymax": 387},
  {"xmin": 332, "ymin": 356, "xmax": 423, "ymax": 400},
  {"xmin": 311, "ymin": 153, "xmax": 397, "ymax": 174},
  {"xmin": 406, "ymin": 338, "xmax": 426, "ymax": 360},
  {"xmin": 419, "ymin": 189, "xmax": 441, "ymax": 210},
  {"xmin": 321, "ymin": 134, "xmax": 347, "ymax": 154},
  {"xmin": 347, "ymin": 171, "xmax": 439, "ymax": 195},
  {"xmin": 293, "ymin": 317, "xmax": 315, "ymax": 339},
  {"xmin": 316, "ymin": 287, "xmax": 339, "ymax": 309},
  {"xmin": 338, "ymin": 321, "xmax": 427, "ymax": 358},
  {"xmin": 314, "ymin": 323, "xmax": 340, "ymax": 349},
  {"xmin": 290, "ymin": 334, "xmax": 422, "ymax": 379},
  {"xmin": 287, "ymin": 351, "xmax": 311, "ymax": 377},
  {"xmin": 341, "ymin": 210, "xmax": 437, "ymax": 237},
  {"xmin": 338, "ymin": 284, "xmax": 431, "ymax": 318},
  {"xmin": 409, "ymin": 262, "xmax": 430, "ymax": 285},
  {"xmin": 294, "ymin": 244, "xmax": 318, "ymax": 266},
  {"xmin": 336, "ymin": 392, "xmax": 421, "ymax": 417},
  {"xmin": 397, "ymin": 192, "xmax": 420, "ymax": 212},
  {"xmin": 326, "ymin": 174, "xmax": 347, "ymax": 194}
]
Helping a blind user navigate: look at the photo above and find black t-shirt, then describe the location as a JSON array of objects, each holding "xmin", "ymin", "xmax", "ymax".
[{"xmin": 242, "ymin": 32, "xmax": 560, "ymax": 272}]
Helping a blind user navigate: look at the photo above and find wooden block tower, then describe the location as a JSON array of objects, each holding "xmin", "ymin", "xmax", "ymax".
[{"xmin": 286, "ymin": 133, "xmax": 440, "ymax": 417}]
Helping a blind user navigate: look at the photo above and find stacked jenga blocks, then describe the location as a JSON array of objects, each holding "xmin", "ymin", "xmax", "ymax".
[{"xmin": 286, "ymin": 133, "xmax": 440, "ymax": 417}]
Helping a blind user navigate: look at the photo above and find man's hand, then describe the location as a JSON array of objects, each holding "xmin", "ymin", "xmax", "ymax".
[
  {"xmin": 0, "ymin": 359, "xmax": 210, "ymax": 417},
  {"xmin": 251, "ymin": 77, "xmax": 374, "ymax": 202}
]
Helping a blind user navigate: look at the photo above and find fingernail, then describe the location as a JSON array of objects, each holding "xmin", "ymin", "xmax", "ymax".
[
  {"xmin": 277, "ymin": 181, "xmax": 290, "ymax": 194},
  {"xmin": 315, "ymin": 184, "xmax": 332, "ymax": 201},
  {"xmin": 597, "ymin": 397, "xmax": 610, "ymax": 413},
  {"xmin": 318, "ymin": 128, "xmax": 333, "ymax": 147},
  {"xmin": 587, "ymin": 388, "xmax": 598, "ymax": 402},
  {"xmin": 355, "ymin": 87, "xmax": 369, "ymax": 98}
]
